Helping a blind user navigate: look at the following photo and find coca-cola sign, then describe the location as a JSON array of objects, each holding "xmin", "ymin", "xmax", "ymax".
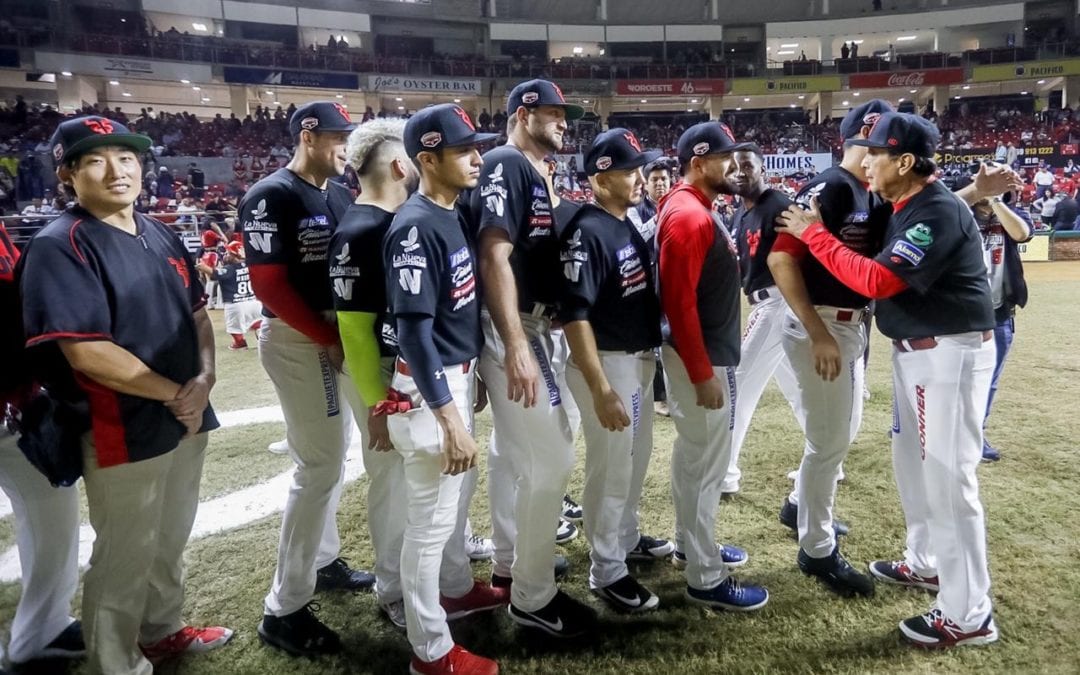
[
  {"xmin": 849, "ymin": 68, "xmax": 965, "ymax": 89},
  {"xmin": 615, "ymin": 79, "xmax": 726, "ymax": 96}
]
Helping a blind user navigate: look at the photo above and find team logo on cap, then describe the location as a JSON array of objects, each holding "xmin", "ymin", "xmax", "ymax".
[
  {"xmin": 333, "ymin": 103, "xmax": 351, "ymax": 122},
  {"xmin": 693, "ymin": 142, "xmax": 711, "ymax": 156},
  {"xmin": 453, "ymin": 106, "xmax": 476, "ymax": 130},
  {"xmin": 84, "ymin": 118, "xmax": 114, "ymax": 135},
  {"xmin": 863, "ymin": 112, "xmax": 882, "ymax": 127},
  {"xmin": 596, "ymin": 156, "xmax": 613, "ymax": 171},
  {"xmin": 421, "ymin": 131, "xmax": 443, "ymax": 148},
  {"xmin": 888, "ymin": 138, "xmax": 899, "ymax": 146},
  {"xmin": 552, "ymin": 83, "xmax": 567, "ymax": 102},
  {"xmin": 522, "ymin": 92, "xmax": 540, "ymax": 105},
  {"xmin": 719, "ymin": 123, "xmax": 737, "ymax": 143},
  {"xmin": 624, "ymin": 132, "xmax": 642, "ymax": 152},
  {"xmin": 52, "ymin": 143, "xmax": 64, "ymax": 161},
  {"xmin": 300, "ymin": 117, "xmax": 320, "ymax": 130}
]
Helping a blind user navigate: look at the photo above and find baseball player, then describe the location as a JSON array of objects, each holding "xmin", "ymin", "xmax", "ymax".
[
  {"xmin": 384, "ymin": 104, "xmax": 503, "ymax": 675},
  {"xmin": 199, "ymin": 230, "xmax": 222, "ymax": 309},
  {"xmin": 560, "ymin": 129, "xmax": 670, "ymax": 613},
  {"xmin": 20, "ymin": 116, "xmax": 231, "ymax": 674},
  {"xmin": 768, "ymin": 104, "xmax": 902, "ymax": 596},
  {"xmin": 655, "ymin": 121, "xmax": 768, "ymax": 611},
  {"xmin": 242, "ymin": 101, "xmax": 375, "ymax": 658},
  {"xmin": 0, "ymin": 222, "xmax": 83, "ymax": 668},
  {"xmin": 468, "ymin": 79, "xmax": 594, "ymax": 637},
  {"xmin": 777, "ymin": 112, "xmax": 999, "ymax": 648},
  {"xmin": 722, "ymin": 145, "xmax": 803, "ymax": 498},
  {"xmin": 197, "ymin": 241, "xmax": 261, "ymax": 350}
]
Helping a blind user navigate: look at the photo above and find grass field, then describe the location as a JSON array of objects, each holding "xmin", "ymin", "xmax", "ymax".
[{"xmin": 2, "ymin": 262, "xmax": 1079, "ymax": 674}]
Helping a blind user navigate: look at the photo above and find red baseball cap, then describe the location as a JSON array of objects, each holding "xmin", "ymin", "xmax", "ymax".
[
  {"xmin": 201, "ymin": 230, "xmax": 221, "ymax": 247},
  {"xmin": 225, "ymin": 241, "xmax": 244, "ymax": 257}
]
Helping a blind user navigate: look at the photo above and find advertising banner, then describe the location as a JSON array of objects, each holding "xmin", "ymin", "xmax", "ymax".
[
  {"xmin": 614, "ymin": 79, "xmax": 726, "ymax": 96},
  {"xmin": 849, "ymin": 68, "xmax": 965, "ymax": 89},
  {"xmin": 35, "ymin": 51, "xmax": 213, "ymax": 82},
  {"xmin": 1019, "ymin": 234, "xmax": 1050, "ymax": 262},
  {"xmin": 366, "ymin": 75, "xmax": 483, "ymax": 94},
  {"xmin": 763, "ymin": 153, "xmax": 833, "ymax": 177},
  {"xmin": 730, "ymin": 75, "xmax": 842, "ymax": 95},
  {"xmin": 224, "ymin": 67, "xmax": 358, "ymax": 90},
  {"xmin": 971, "ymin": 58, "xmax": 1080, "ymax": 83}
]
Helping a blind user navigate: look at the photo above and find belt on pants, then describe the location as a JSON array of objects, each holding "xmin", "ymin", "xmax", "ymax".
[
  {"xmin": 747, "ymin": 287, "xmax": 773, "ymax": 305},
  {"xmin": 395, "ymin": 358, "xmax": 472, "ymax": 377},
  {"xmin": 817, "ymin": 306, "xmax": 867, "ymax": 323},
  {"xmin": 526, "ymin": 302, "xmax": 558, "ymax": 320},
  {"xmin": 893, "ymin": 330, "xmax": 992, "ymax": 353}
]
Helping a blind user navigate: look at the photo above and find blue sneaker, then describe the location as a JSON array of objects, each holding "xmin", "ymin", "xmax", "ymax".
[
  {"xmin": 981, "ymin": 440, "xmax": 1000, "ymax": 463},
  {"xmin": 685, "ymin": 577, "xmax": 769, "ymax": 612},
  {"xmin": 671, "ymin": 544, "xmax": 748, "ymax": 570}
]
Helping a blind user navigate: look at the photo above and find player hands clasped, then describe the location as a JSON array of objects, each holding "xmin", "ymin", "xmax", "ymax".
[
  {"xmin": 559, "ymin": 129, "xmax": 672, "ymax": 614},
  {"xmin": 655, "ymin": 121, "xmax": 768, "ymax": 610},
  {"xmin": 383, "ymin": 104, "xmax": 506, "ymax": 675},
  {"xmin": 776, "ymin": 112, "xmax": 1000, "ymax": 649}
]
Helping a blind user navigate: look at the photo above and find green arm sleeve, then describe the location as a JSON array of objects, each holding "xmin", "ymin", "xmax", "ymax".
[{"xmin": 337, "ymin": 310, "xmax": 387, "ymax": 407}]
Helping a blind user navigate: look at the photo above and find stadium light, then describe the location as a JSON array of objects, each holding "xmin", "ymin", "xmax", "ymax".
[
  {"xmin": 853, "ymin": 92, "xmax": 861, "ymax": 97},
  {"xmin": 572, "ymin": 46, "xmax": 583, "ymax": 54},
  {"xmin": 453, "ymin": 98, "xmax": 461, "ymax": 103},
  {"xmin": 121, "ymin": 92, "xmax": 132, "ymax": 97},
  {"xmin": 789, "ymin": 103, "xmax": 797, "ymax": 108},
  {"xmin": 691, "ymin": 98, "xmax": 698, "ymax": 103},
  {"xmin": 777, "ymin": 51, "xmax": 795, "ymax": 56},
  {"xmin": 954, "ymin": 95, "xmax": 961, "ymax": 99},
  {"xmin": 896, "ymin": 35, "xmax": 917, "ymax": 41},
  {"xmin": 180, "ymin": 79, "xmax": 190, "ymax": 84},
  {"xmin": 797, "ymin": 95, "xmax": 805, "ymax": 99},
  {"xmin": 780, "ymin": 43, "xmax": 798, "ymax": 49},
  {"xmin": 202, "ymin": 97, "xmax": 210, "ymax": 102},
  {"xmin": 910, "ymin": 88, "xmax": 917, "ymax": 93},
  {"xmin": 1037, "ymin": 79, "xmax": 1046, "ymax": 84},
  {"xmin": 335, "ymin": 94, "xmax": 344, "ymax": 98},
  {"xmin": 109, "ymin": 80, "xmax": 119, "ymax": 85},
  {"xmin": 61, "ymin": 71, "xmax": 72, "ymax": 77},
  {"xmin": 395, "ymin": 97, "xmax": 403, "ymax": 101},
  {"xmin": 898, "ymin": 97, "xmax": 905, "ymax": 102},
  {"xmin": 1021, "ymin": 91, "xmax": 1028, "ymax": 95},
  {"xmin": 582, "ymin": 99, "xmax": 590, "ymax": 103},
  {"xmin": 735, "ymin": 107, "xmax": 742, "ymax": 111},
  {"xmin": 962, "ymin": 85, "xmax": 970, "ymax": 90},
  {"xmin": 397, "ymin": 106, "xmax": 405, "ymax": 110},
  {"xmin": 599, "ymin": 49, "xmax": 604, "ymax": 55},
  {"xmin": 266, "ymin": 90, "xmax": 274, "ymax": 95},
  {"xmin": 851, "ymin": 39, "xmax": 863, "ymax": 44},
  {"xmin": 192, "ymin": 86, "xmax": 201, "ymax": 91},
  {"xmin": 192, "ymin": 23, "xmax": 208, "ymax": 32},
  {"xmin": 842, "ymin": 100, "xmax": 850, "ymax": 105},
  {"xmin": 641, "ymin": 99, "xmax": 647, "ymax": 103},
  {"xmin": 743, "ymin": 97, "xmax": 750, "ymax": 102}
]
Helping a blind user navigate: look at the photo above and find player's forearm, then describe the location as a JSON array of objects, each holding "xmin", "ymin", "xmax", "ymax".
[
  {"xmin": 337, "ymin": 310, "xmax": 388, "ymax": 407},
  {"xmin": 193, "ymin": 307, "xmax": 216, "ymax": 385},
  {"xmin": 992, "ymin": 201, "xmax": 1032, "ymax": 242},
  {"xmin": 396, "ymin": 314, "xmax": 453, "ymax": 408},
  {"xmin": 479, "ymin": 236, "xmax": 528, "ymax": 348},
  {"xmin": 59, "ymin": 339, "xmax": 182, "ymax": 401},
  {"xmin": 954, "ymin": 183, "xmax": 982, "ymax": 207},
  {"xmin": 802, "ymin": 223, "xmax": 908, "ymax": 299},
  {"xmin": 768, "ymin": 251, "xmax": 832, "ymax": 341},
  {"xmin": 248, "ymin": 264, "xmax": 339, "ymax": 345},
  {"xmin": 563, "ymin": 320, "xmax": 610, "ymax": 396}
]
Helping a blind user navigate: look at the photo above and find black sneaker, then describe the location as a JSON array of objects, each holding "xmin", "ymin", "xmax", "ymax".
[
  {"xmin": 592, "ymin": 575, "xmax": 659, "ymax": 613},
  {"xmin": 625, "ymin": 534, "xmax": 676, "ymax": 561},
  {"xmin": 315, "ymin": 557, "xmax": 375, "ymax": 592},
  {"xmin": 508, "ymin": 590, "xmax": 597, "ymax": 638},
  {"xmin": 491, "ymin": 555, "xmax": 570, "ymax": 589},
  {"xmin": 798, "ymin": 547, "xmax": 875, "ymax": 597},
  {"xmin": 14, "ymin": 620, "xmax": 87, "ymax": 663},
  {"xmin": 779, "ymin": 498, "xmax": 850, "ymax": 537},
  {"xmin": 257, "ymin": 603, "xmax": 342, "ymax": 657}
]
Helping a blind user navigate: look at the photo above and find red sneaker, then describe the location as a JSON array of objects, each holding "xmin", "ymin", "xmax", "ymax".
[
  {"xmin": 141, "ymin": 625, "xmax": 234, "ymax": 662},
  {"xmin": 409, "ymin": 644, "xmax": 498, "ymax": 675},
  {"xmin": 440, "ymin": 580, "xmax": 509, "ymax": 620}
]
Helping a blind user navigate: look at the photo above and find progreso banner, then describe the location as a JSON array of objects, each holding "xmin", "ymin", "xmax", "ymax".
[
  {"xmin": 614, "ymin": 79, "xmax": 725, "ymax": 96},
  {"xmin": 849, "ymin": 67, "xmax": 965, "ymax": 89},
  {"xmin": 730, "ymin": 75, "xmax": 842, "ymax": 95},
  {"xmin": 971, "ymin": 58, "xmax": 1080, "ymax": 83},
  {"xmin": 936, "ymin": 144, "xmax": 1078, "ymax": 170},
  {"xmin": 223, "ymin": 67, "xmax": 358, "ymax": 90},
  {"xmin": 763, "ymin": 152, "xmax": 833, "ymax": 177}
]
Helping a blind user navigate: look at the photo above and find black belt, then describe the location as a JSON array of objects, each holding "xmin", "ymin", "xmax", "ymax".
[{"xmin": 747, "ymin": 288, "xmax": 771, "ymax": 305}]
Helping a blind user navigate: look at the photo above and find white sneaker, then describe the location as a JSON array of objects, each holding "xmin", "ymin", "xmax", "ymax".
[
  {"xmin": 466, "ymin": 534, "xmax": 494, "ymax": 561},
  {"xmin": 786, "ymin": 469, "xmax": 799, "ymax": 481},
  {"xmin": 268, "ymin": 439, "xmax": 290, "ymax": 454},
  {"xmin": 556, "ymin": 519, "xmax": 579, "ymax": 544},
  {"xmin": 379, "ymin": 600, "xmax": 406, "ymax": 630},
  {"xmin": 863, "ymin": 385, "xmax": 871, "ymax": 401}
]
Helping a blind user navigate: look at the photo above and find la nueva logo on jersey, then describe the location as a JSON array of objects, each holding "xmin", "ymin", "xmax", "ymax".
[
  {"xmin": 335, "ymin": 243, "xmax": 351, "ymax": 265},
  {"xmin": 251, "ymin": 199, "xmax": 268, "ymax": 220},
  {"xmin": 400, "ymin": 226, "xmax": 421, "ymax": 252}
]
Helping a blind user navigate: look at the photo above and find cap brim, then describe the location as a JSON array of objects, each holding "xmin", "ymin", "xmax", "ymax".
[
  {"xmin": 317, "ymin": 123, "xmax": 358, "ymax": 133},
  {"xmin": 445, "ymin": 132, "xmax": 501, "ymax": 148},
  {"xmin": 561, "ymin": 104, "xmax": 586, "ymax": 121},
  {"xmin": 847, "ymin": 138, "xmax": 888, "ymax": 149},
  {"xmin": 63, "ymin": 133, "xmax": 152, "ymax": 162}
]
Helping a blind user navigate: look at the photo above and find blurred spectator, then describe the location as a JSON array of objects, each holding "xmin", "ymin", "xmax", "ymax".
[
  {"xmin": 1033, "ymin": 165, "xmax": 1055, "ymax": 199},
  {"xmin": 1051, "ymin": 191, "xmax": 1078, "ymax": 230},
  {"xmin": 16, "ymin": 152, "xmax": 43, "ymax": 201},
  {"xmin": 1064, "ymin": 158, "xmax": 1078, "ymax": 178},
  {"xmin": 1033, "ymin": 187, "xmax": 1061, "ymax": 222}
]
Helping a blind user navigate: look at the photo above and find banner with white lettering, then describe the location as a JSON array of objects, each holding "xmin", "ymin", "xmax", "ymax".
[
  {"xmin": 762, "ymin": 153, "xmax": 833, "ymax": 177},
  {"xmin": 366, "ymin": 75, "xmax": 483, "ymax": 94},
  {"xmin": 34, "ymin": 51, "xmax": 213, "ymax": 82}
]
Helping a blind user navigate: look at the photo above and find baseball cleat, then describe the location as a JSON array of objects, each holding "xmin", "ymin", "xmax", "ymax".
[
  {"xmin": 671, "ymin": 543, "xmax": 748, "ymax": 570},
  {"xmin": 409, "ymin": 644, "xmax": 498, "ymax": 675},
  {"xmin": 981, "ymin": 440, "xmax": 1001, "ymax": 462},
  {"xmin": 267, "ymin": 439, "xmax": 290, "ymax": 454},
  {"xmin": 508, "ymin": 590, "xmax": 597, "ymax": 638},
  {"xmin": 868, "ymin": 560, "xmax": 940, "ymax": 592},
  {"xmin": 626, "ymin": 534, "xmax": 675, "ymax": 561},
  {"xmin": 556, "ymin": 519, "xmax": 579, "ymax": 544},
  {"xmin": 592, "ymin": 574, "xmax": 659, "ymax": 613},
  {"xmin": 779, "ymin": 497, "xmax": 849, "ymax": 537},
  {"xmin": 654, "ymin": 400, "xmax": 670, "ymax": 417},
  {"xmin": 466, "ymin": 534, "xmax": 495, "ymax": 561},
  {"xmin": 899, "ymin": 608, "xmax": 999, "ymax": 649},
  {"xmin": 798, "ymin": 547, "xmax": 875, "ymax": 597},
  {"xmin": 315, "ymin": 557, "xmax": 375, "ymax": 592},
  {"xmin": 441, "ymin": 580, "xmax": 510, "ymax": 620},
  {"xmin": 561, "ymin": 494, "xmax": 584, "ymax": 522},
  {"xmin": 379, "ymin": 599, "xmax": 407, "ymax": 630},
  {"xmin": 258, "ymin": 603, "xmax": 341, "ymax": 657},
  {"xmin": 26, "ymin": 620, "xmax": 86, "ymax": 662},
  {"xmin": 685, "ymin": 577, "xmax": 769, "ymax": 612},
  {"xmin": 142, "ymin": 625, "xmax": 234, "ymax": 662}
]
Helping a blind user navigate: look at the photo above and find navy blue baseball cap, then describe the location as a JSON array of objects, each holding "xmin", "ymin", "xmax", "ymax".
[
  {"xmin": 585, "ymin": 128, "xmax": 663, "ymax": 176},
  {"xmin": 676, "ymin": 121, "xmax": 751, "ymax": 165},
  {"xmin": 849, "ymin": 112, "xmax": 941, "ymax": 159},
  {"xmin": 288, "ymin": 101, "xmax": 358, "ymax": 136},
  {"xmin": 49, "ymin": 116, "xmax": 151, "ymax": 165},
  {"xmin": 404, "ymin": 104, "xmax": 499, "ymax": 159},
  {"xmin": 507, "ymin": 79, "xmax": 585, "ymax": 120},
  {"xmin": 839, "ymin": 99, "xmax": 895, "ymax": 140}
]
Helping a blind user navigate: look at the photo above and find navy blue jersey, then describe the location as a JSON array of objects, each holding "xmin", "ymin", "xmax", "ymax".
[
  {"xmin": 238, "ymin": 168, "xmax": 352, "ymax": 314},
  {"xmin": 210, "ymin": 262, "xmax": 254, "ymax": 304},
  {"xmin": 468, "ymin": 146, "xmax": 561, "ymax": 309},
  {"xmin": 874, "ymin": 180, "xmax": 995, "ymax": 339},
  {"xmin": 557, "ymin": 204, "xmax": 661, "ymax": 352},
  {"xmin": 795, "ymin": 167, "xmax": 891, "ymax": 308},
  {"xmin": 734, "ymin": 188, "xmax": 792, "ymax": 294},
  {"xmin": 384, "ymin": 194, "xmax": 481, "ymax": 365},
  {"xmin": 19, "ymin": 206, "xmax": 219, "ymax": 466},
  {"xmin": 553, "ymin": 197, "xmax": 582, "ymax": 238},
  {"xmin": 329, "ymin": 203, "xmax": 397, "ymax": 357}
]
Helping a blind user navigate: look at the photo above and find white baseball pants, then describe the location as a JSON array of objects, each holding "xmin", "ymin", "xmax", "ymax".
[
  {"xmin": 726, "ymin": 290, "xmax": 801, "ymax": 493},
  {"xmin": 223, "ymin": 299, "xmax": 263, "ymax": 335},
  {"xmin": 566, "ymin": 350, "xmax": 655, "ymax": 589},
  {"xmin": 0, "ymin": 429, "xmax": 80, "ymax": 664},
  {"xmin": 81, "ymin": 433, "xmax": 208, "ymax": 675},
  {"xmin": 479, "ymin": 313, "xmax": 576, "ymax": 612},
  {"xmin": 781, "ymin": 307, "xmax": 866, "ymax": 558},
  {"xmin": 661, "ymin": 345, "xmax": 736, "ymax": 591},
  {"xmin": 891, "ymin": 331, "xmax": 995, "ymax": 631},
  {"xmin": 387, "ymin": 362, "xmax": 478, "ymax": 663},
  {"xmin": 259, "ymin": 318, "xmax": 355, "ymax": 617}
]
